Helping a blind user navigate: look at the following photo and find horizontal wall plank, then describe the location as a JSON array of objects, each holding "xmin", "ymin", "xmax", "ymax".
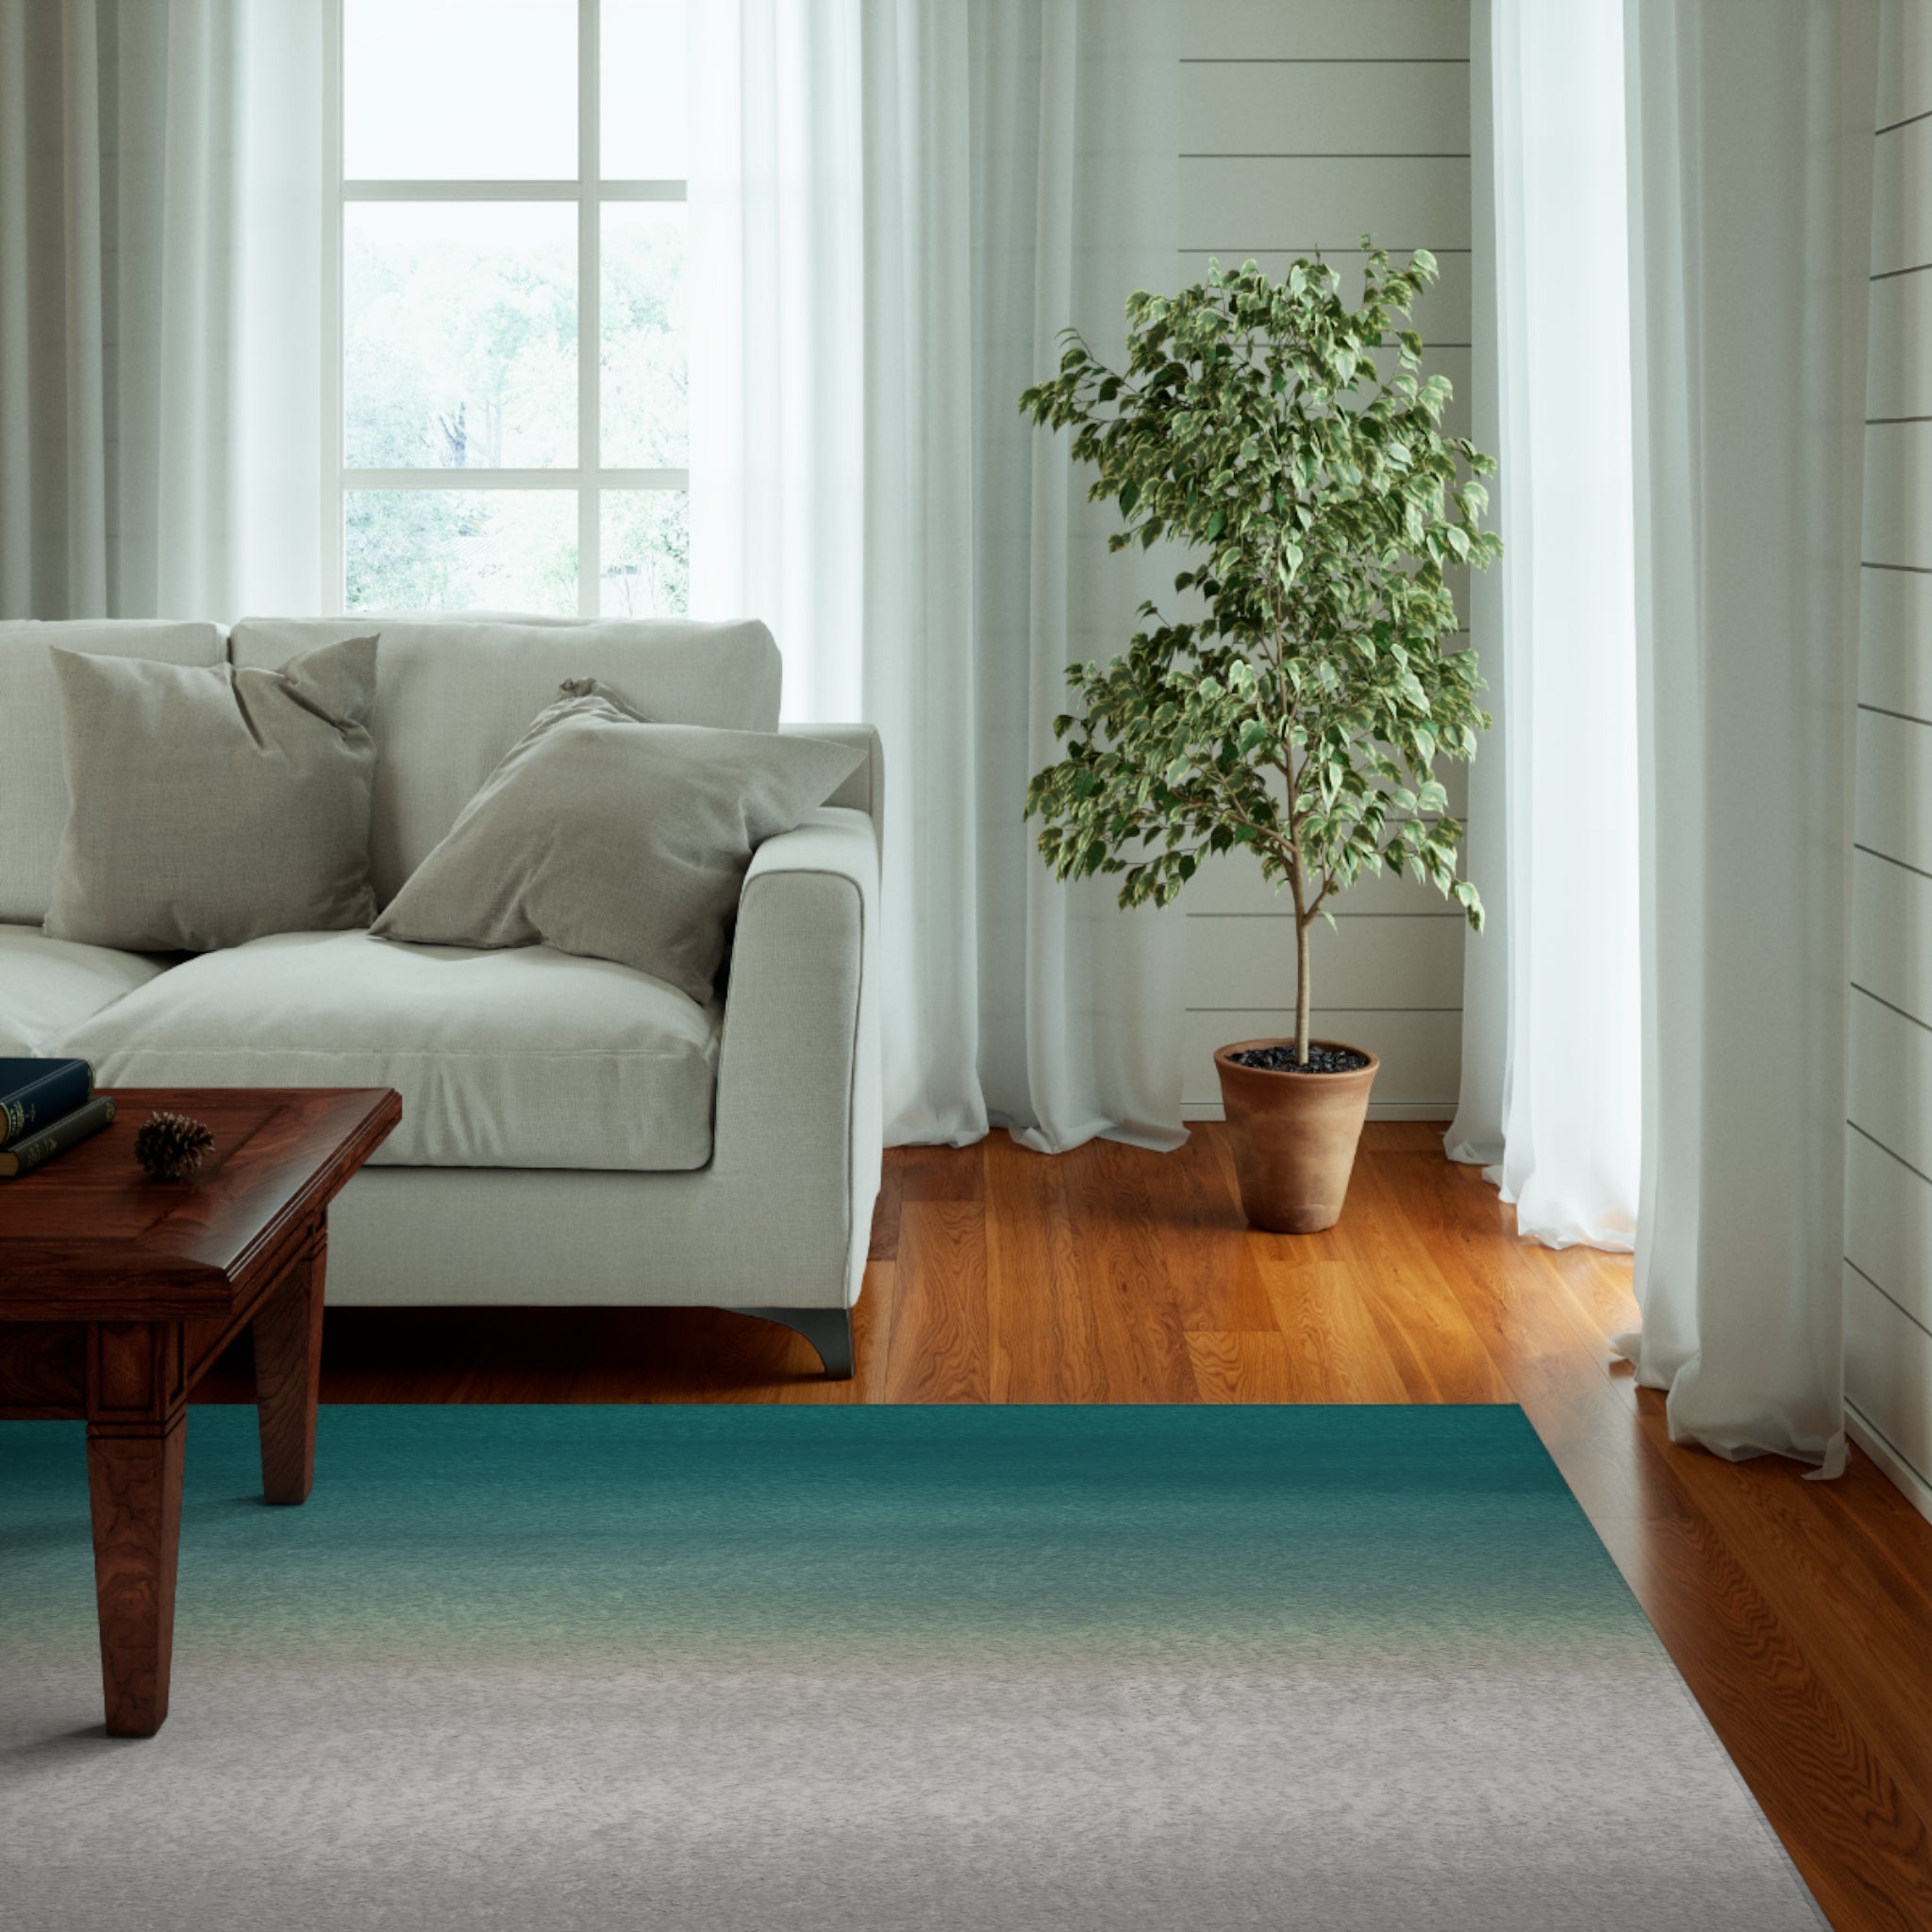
[
  {"xmin": 1181, "ymin": 156, "xmax": 1472, "ymax": 255},
  {"xmin": 1178, "ymin": 248, "xmax": 1474, "ymax": 341},
  {"xmin": 1181, "ymin": 61, "xmax": 1469, "ymax": 157},
  {"xmin": 1854, "ymin": 844, "xmax": 1932, "ymax": 1023},
  {"xmin": 1856, "ymin": 707, "xmax": 1932, "ymax": 872},
  {"xmin": 1873, "ymin": 114, "xmax": 1932, "ymax": 279},
  {"xmin": 1878, "ymin": 0, "xmax": 1932, "ymax": 134},
  {"xmin": 1850, "ymin": 985, "xmax": 1932, "ymax": 1180},
  {"xmin": 1862, "ymin": 419, "xmax": 1932, "ymax": 567},
  {"xmin": 1859, "ymin": 560, "xmax": 1932, "ymax": 721},
  {"xmin": 1868, "ymin": 266, "xmax": 1932, "ymax": 421},
  {"xmin": 1845, "ymin": 1265, "xmax": 1932, "ymax": 1492},
  {"xmin": 1182, "ymin": 845, "xmax": 1470, "ymax": 916},
  {"xmin": 1181, "ymin": 1008, "xmax": 1460, "ymax": 1107},
  {"xmin": 1186, "ymin": 910, "xmax": 1464, "ymax": 1009},
  {"xmin": 1848, "ymin": 1125, "xmax": 1932, "ymax": 1333},
  {"xmin": 1179, "ymin": 0, "xmax": 1470, "ymax": 62}
]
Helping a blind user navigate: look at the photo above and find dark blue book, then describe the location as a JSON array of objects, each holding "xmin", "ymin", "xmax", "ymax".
[{"xmin": 0, "ymin": 1058, "xmax": 95, "ymax": 1152}]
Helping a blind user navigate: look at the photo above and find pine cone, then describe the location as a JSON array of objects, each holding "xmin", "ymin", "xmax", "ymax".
[{"xmin": 134, "ymin": 1110, "xmax": 215, "ymax": 1181}]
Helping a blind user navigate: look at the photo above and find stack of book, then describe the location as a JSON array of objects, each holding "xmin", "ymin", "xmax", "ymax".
[{"xmin": 0, "ymin": 1059, "xmax": 115, "ymax": 1178}]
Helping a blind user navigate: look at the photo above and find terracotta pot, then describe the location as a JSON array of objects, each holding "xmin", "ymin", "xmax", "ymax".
[{"xmin": 1213, "ymin": 1038, "xmax": 1380, "ymax": 1234}]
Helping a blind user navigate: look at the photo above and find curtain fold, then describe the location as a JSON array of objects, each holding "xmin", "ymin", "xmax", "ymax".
[
  {"xmin": 1614, "ymin": 0, "xmax": 1877, "ymax": 1471},
  {"xmin": 690, "ymin": 0, "xmax": 1185, "ymax": 1150},
  {"xmin": 1445, "ymin": 7, "xmax": 1510, "ymax": 1180},
  {"xmin": 1447, "ymin": 0, "xmax": 1641, "ymax": 1252},
  {"xmin": 0, "ymin": 0, "xmax": 322, "ymax": 622}
]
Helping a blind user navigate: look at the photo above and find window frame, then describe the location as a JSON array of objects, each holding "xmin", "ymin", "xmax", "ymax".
[{"xmin": 322, "ymin": 0, "xmax": 689, "ymax": 616}]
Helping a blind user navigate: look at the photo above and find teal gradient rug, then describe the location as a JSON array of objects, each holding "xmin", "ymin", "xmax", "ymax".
[{"xmin": 3, "ymin": 1405, "xmax": 1819, "ymax": 1930}]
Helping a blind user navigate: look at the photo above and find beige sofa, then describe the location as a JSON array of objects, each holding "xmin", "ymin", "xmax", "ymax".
[{"xmin": 0, "ymin": 616, "xmax": 882, "ymax": 1377}]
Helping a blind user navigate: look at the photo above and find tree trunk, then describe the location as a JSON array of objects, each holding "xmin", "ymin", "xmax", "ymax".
[
  {"xmin": 1288, "ymin": 845, "xmax": 1312, "ymax": 1066},
  {"xmin": 1295, "ymin": 914, "xmax": 1312, "ymax": 1065}
]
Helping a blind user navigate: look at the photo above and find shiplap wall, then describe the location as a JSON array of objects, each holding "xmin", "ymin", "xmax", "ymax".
[
  {"xmin": 1848, "ymin": 0, "xmax": 1932, "ymax": 1524},
  {"xmin": 1174, "ymin": 0, "xmax": 1474, "ymax": 1120}
]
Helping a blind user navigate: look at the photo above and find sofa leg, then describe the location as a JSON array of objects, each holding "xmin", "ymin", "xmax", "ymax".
[{"xmin": 728, "ymin": 1307, "xmax": 855, "ymax": 1380}]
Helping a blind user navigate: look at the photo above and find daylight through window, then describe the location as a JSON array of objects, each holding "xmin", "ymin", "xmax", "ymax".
[{"xmin": 328, "ymin": 0, "xmax": 689, "ymax": 616}]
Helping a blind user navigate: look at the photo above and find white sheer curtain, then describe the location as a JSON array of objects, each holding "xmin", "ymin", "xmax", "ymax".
[
  {"xmin": 0, "ymin": 0, "xmax": 324, "ymax": 621},
  {"xmin": 689, "ymin": 0, "xmax": 1186, "ymax": 1150},
  {"xmin": 1615, "ymin": 0, "xmax": 1876, "ymax": 1472},
  {"xmin": 1447, "ymin": 0, "xmax": 1642, "ymax": 1251}
]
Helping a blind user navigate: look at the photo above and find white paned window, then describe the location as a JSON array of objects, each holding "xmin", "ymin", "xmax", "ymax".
[{"xmin": 326, "ymin": 0, "xmax": 688, "ymax": 616}]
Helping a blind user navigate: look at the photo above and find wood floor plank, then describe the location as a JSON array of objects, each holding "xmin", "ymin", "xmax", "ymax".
[
  {"xmin": 1251, "ymin": 1252, "xmax": 1413, "ymax": 1402},
  {"xmin": 1058, "ymin": 1141, "xmax": 1201, "ymax": 1401},
  {"xmin": 1339, "ymin": 1154, "xmax": 1513, "ymax": 1402},
  {"xmin": 897, "ymin": 1142, "xmax": 985, "ymax": 1203},
  {"xmin": 1807, "ymin": 1451, "xmax": 1932, "ymax": 1629},
  {"xmin": 1183, "ymin": 1330, "xmax": 1297, "ymax": 1402},
  {"xmin": 984, "ymin": 1133, "xmax": 1105, "ymax": 1404},
  {"xmin": 883, "ymin": 1201, "xmax": 989, "ymax": 1402},
  {"xmin": 1141, "ymin": 1129, "xmax": 1282, "ymax": 1334}
]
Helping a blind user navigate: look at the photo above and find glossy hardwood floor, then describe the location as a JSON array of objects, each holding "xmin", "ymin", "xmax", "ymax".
[{"xmin": 192, "ymin": 1123, "xmax": 1932, "ymax": 1932}]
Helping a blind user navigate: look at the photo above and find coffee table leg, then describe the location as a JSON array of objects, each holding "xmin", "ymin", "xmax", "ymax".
[
  {"xmin": 86, "ymin": 1413, "xmax": 187, "ymax": 1739},
  {"xmin": 254, "ymin": 1230, "xmax": 326, "ymax": 1506}
]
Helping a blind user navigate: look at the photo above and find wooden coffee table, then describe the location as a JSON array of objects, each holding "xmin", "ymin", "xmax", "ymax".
[{"xmin": 0, "ymin": 1086, "xmax": 400, "ymax": 1737}]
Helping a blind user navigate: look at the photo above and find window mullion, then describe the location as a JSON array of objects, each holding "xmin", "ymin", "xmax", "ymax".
[
  {"xmin": 341, "ymin": 179, "xmax": 583, "ymax": 201},
  {"xmin": 577, "ymin": 0, "xmax": 600, "ymax": 617}
]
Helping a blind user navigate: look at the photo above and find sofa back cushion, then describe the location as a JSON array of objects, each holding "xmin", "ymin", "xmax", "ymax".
[
  {"xmin": 228, "ymin": 616, "xmax": 782, "ymax": 905},
  {"xmin": 0, "ymin": 621, "xmax": 226, "ymax": 926}
]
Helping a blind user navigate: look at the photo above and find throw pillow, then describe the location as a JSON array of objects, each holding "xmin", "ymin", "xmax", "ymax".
[
  {"xmin": 370, "ymin": 682, "xmax": 862, "ymax": 1004},
  {"xmin": 227, "ymin": 616, "xmax": 786, "ymax": 906},
  {"xmin": 43, "ymin": 635, "xmax": 380, "ymax": 953}
]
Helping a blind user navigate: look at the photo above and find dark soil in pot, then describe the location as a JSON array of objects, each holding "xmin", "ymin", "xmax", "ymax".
[{"xmin": 1226, "ymin": 1044, "xmax": 1372, "ymax": 1075}]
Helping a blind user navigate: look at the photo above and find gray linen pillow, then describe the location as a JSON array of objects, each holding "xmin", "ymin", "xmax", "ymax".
[
  {"xmin": 370, "ymin": 682, "xmax": 862, "ymax": 1004},
  {"xmin": 43, "ymin": 635, "xmax": 380, "ymax": 952}
]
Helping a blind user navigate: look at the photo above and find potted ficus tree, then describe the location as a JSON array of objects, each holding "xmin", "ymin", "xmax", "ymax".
[{"xmin": 1021, "ymin": 244, "xmax": 1500, "ymax": 1233}]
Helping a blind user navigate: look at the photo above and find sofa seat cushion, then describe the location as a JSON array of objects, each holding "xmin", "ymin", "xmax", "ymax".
[
  {"xmin": 0, "ymin": 924, "xmax": 174, "ymax": 1057},
  {"xmin": 57, "ymin": 930, "xmax": 720, "ymax": 1172}
]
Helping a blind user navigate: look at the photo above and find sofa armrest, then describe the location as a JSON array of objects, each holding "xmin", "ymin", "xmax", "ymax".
[
  {"xmin": 780, "ymin": 723, "xmax": 883, "ymax": 858},
  {"xmin": 708, "ymin": 802, "xmax": 882, "ymax": 1307}
]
